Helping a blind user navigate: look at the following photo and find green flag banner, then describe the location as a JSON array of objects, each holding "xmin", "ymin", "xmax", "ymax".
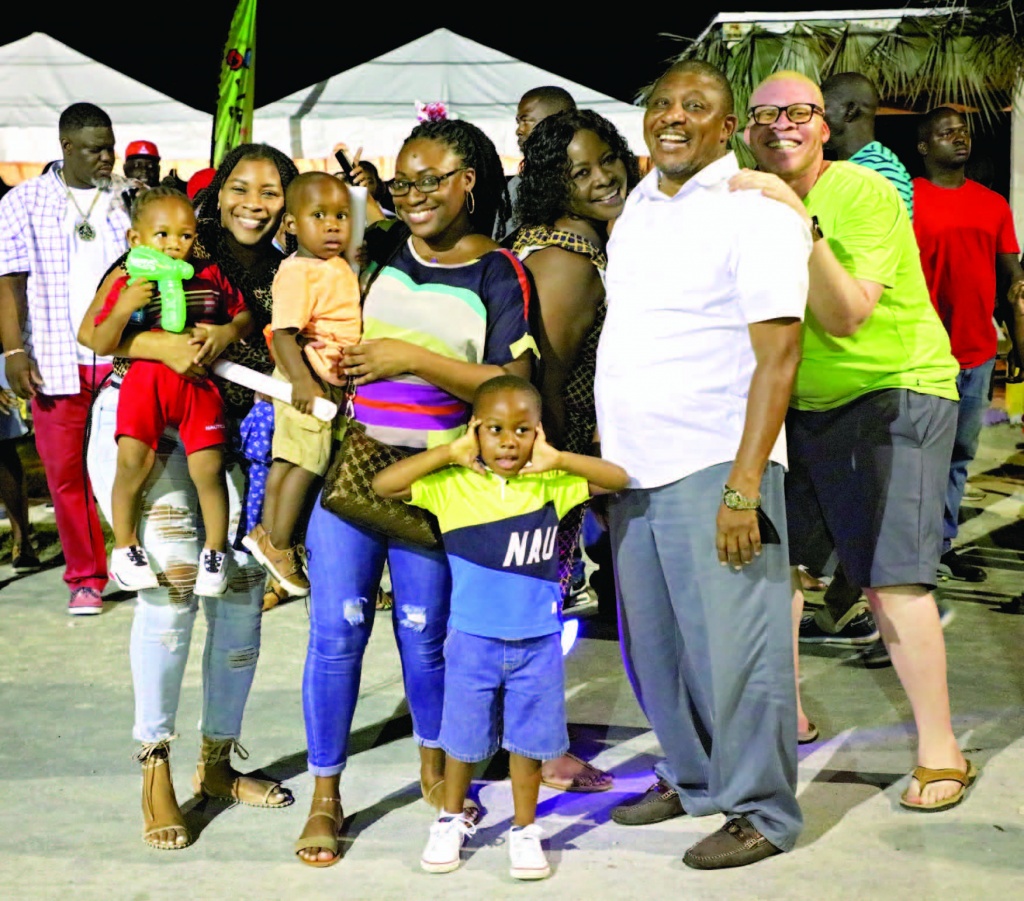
[{"xmin": 211, "ymin": 0, "xmax": 257, "ymax": 167}]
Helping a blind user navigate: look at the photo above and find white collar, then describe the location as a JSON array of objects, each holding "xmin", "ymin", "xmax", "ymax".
[{"xmin": 639, "ymin": 151, "xmax": 739, "ymax": 201}]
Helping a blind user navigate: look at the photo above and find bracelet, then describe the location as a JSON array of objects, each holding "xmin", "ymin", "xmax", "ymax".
[
  {"xmin": 722, "ymin": 484, "xmax": 761, "ymax": 510},
  {"xmin": 2, "ymin": 348, "xmax": 25, "ymax": 358}
]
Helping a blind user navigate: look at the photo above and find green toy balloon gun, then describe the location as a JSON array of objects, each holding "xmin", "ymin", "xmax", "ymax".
[{"xmin": 125, "ymin": 246, "xmax": 194, "ymax": 333}]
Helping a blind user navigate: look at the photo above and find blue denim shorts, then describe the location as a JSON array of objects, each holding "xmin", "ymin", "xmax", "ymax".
[{"xmin": 439, "ymin": 628, "xmax": 568, "ymax": 763}]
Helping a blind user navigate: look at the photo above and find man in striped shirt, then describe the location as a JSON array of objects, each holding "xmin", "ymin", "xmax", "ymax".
[{"xmin": 822, "ymin": 72, "xmax": 914, "ymax": 219}]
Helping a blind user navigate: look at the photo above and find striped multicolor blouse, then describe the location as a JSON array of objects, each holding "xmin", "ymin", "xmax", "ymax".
[{"xmin": 357, "ymin": 237, "xmax": 537, "ymax": 449}]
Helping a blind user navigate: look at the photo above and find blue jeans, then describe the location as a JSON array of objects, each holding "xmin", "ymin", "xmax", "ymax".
[
  {"xmin": 944, "ymin": 358, "xmax": 995, "ymax": 550},
  {"xmin": 303, "ymin": 497, "xmax": 450, "ymax": 776}
]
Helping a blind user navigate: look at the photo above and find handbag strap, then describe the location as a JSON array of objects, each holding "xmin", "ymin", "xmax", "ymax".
[
  {"xmin": 345, "ymin": 222, "xmax": 411, "ymax": 427},
  {"xmin": 361, "ymin": 221, "xmax": 410, "ymax": 298},
  {"xmin": 495, "ymin": 247, "xmax": 532, "ymax": 320}
]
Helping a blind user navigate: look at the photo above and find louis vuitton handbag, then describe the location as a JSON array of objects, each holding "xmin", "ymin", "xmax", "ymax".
[
  {"xmin": 318, "ymin": 219, "xmax": 440, "ymax": 548},
  {"xmin": 319, "ymin": 389, "xmax": 443, "ymax": 550}
]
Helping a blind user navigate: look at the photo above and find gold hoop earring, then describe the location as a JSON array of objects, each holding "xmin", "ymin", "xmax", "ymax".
[{"xmin": 466, "ymin": 190, "xmax": 475, "ymax": 215}]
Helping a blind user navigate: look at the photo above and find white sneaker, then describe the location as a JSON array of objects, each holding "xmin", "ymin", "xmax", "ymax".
[
  {"xmin": 110, "ymin": 545, "xmax": 159, "ymax": 591},
  {"xmin": 194, "ymin": 549, "xmax": 228, "ymax": 596},
  {"xmin": 509, "ymin": 823, "xmax": 550, "ymax": 880},
  {"xmin": 421, "ymin": 814, "xmax": 476, "ymax": 874}
]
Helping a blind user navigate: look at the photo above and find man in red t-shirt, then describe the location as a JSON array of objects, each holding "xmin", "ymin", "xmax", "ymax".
[{"xmin": 915, "ymin": 106, "xmax": 1024, "ymax": 581}]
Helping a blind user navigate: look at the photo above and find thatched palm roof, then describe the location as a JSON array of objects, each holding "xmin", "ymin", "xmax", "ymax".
[{"xmin": 660, "ymin": 2, "xmax": 1023, "ymax": 131}]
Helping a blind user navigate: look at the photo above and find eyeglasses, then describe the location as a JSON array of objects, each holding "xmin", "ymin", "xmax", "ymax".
[
  {"xmin": 387, "ymin": 167, "xmax": 467, "ymax": 197},
  {"xmin": 747, "ymin": 103, "xmax": 825, "ymax": 126}
]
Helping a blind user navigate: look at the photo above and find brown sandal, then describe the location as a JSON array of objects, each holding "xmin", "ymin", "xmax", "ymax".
[
  {"xmin": 137, "ymin": 739, "xmax": 192, "ymax": 850},
  {"xmin": 295, "ymin": 797, "xmax": 344, "ymax": 867},
  {"xmin": 262, "ymin": 577, "xmax": 292, "ymax": 612},
  {"xmin": 540, "ymin": 752, "xmax": 614, "ymax": 793},
  {"xmin": 899, "ymin": 760, "xmax": 978, "ymax": 812},
  {"xmin": 192, "ymin": 737, "xmax": 294, "ymax": 808}
]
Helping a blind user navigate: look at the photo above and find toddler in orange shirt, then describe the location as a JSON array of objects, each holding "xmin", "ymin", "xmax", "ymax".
[{"xmin": 242, "ymin": 172, "xmax": 360, "ymax": 597}]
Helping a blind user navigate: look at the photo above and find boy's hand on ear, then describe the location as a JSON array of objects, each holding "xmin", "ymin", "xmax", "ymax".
[
  {"xmin": 525, "ymin": 423, "xmax": 561, "ymax": 474},
  {"xmin": 449, "ymin": 418, "xmax": 485, "ymax": 474}
]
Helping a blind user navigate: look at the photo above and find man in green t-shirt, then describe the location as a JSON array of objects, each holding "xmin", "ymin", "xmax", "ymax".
[{"xmin": 732, "ymin": 71, "xmax": 976, "ymax": 815}]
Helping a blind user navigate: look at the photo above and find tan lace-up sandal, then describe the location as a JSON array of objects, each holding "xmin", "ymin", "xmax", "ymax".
[
  {"xmin": 192, "ymin": 736, "xmax": 294, "ymax": 808},
  {"xmin": 137, "ymin": 738, "xmax": 192, "ymax": 850}
]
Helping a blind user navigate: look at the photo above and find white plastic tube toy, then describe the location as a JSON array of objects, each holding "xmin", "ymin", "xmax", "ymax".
[{"xmin": 212, "ymin": 360, "xmax": 339, "ymax": 422}]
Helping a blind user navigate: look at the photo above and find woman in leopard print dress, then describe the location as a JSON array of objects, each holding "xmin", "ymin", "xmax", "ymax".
[{"xmin": 512, "ymin": 109, "xmax": 639, "ymax": 792}]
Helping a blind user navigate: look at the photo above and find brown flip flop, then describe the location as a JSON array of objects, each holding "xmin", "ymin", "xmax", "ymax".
[{"xmin": 899, "ymin": 760, "xmax": 978, "ymax": 812}]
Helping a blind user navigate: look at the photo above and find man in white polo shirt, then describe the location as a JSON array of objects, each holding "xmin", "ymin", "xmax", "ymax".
[{"xmin": 595, "ymin": 60, "xmax": 811, "ymax": 869}]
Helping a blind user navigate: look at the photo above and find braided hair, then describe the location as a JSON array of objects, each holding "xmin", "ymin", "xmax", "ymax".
[
  {"xmin": 403, "ymin": 119, "xmax": 510, "ymax": 238},
  {"xmin": 516, "ymin": 109, "xmax": 640, "ymax": 229}
]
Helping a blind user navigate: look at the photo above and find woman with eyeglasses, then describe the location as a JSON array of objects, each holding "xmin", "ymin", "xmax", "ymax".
[{"xmin": 294, "ymin": 118, "xmax": 537, "ymax": 867}]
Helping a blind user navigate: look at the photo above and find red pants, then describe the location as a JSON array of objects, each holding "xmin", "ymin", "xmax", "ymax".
[{"xmin": 32, "ymin": 363, "xmax": 112, "ymax": 593}]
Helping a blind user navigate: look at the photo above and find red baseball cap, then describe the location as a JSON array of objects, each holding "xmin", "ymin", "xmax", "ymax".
[
  {"xmin": 125, "ymin": 140, "xmax": 160, "ymax": 158},
  {"xmin": 186, "ymin": 167, "xmax": 217, "ymax": 200}
]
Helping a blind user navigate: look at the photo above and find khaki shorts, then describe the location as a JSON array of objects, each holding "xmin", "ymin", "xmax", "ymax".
[{"xmin": 270, "ymin": 368, "xmax": 344, "ymax": 476}]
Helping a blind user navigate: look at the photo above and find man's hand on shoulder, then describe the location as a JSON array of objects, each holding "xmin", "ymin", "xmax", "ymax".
[{"xmin": 729, "ymin": 169, "xmax": 812, "ymax": 228}]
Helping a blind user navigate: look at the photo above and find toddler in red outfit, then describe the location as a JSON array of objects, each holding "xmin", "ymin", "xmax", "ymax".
[{"xmin": 91, "ymin": 188, "xmax": 253, "ymax": 595}]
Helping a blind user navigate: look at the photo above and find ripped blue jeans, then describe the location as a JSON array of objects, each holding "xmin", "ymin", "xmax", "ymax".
[{"xmin": 303, "ymin": 495, "xmax": 450, "ymax": 776}]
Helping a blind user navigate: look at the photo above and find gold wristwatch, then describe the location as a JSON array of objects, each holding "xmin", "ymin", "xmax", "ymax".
[{"xmin": 722, "ymin": 484, "xmax": 761, "ymax": 510}]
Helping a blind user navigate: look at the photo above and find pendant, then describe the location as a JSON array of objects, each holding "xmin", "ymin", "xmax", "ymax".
[{"xmin": 76, "ymin": 220, "xmax": 96, "ymax": 241}]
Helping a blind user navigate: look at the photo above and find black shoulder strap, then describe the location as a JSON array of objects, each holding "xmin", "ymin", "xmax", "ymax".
[{"xmin": 361, "ymin": 221, "xmax": 410, "ymax": 298}]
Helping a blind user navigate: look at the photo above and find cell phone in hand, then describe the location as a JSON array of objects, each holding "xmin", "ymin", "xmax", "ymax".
[{"xmin": 334, "ymin": 150, "xmax": 354, "ymax": 181}]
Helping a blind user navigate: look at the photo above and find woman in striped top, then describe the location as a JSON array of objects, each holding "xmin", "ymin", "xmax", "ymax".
[{"xmin": 295, "ymin": 119, "xmax": 538, "ymax": 867}]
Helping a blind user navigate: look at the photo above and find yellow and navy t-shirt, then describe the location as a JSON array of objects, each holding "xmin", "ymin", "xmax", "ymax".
[{"xmin": 409, "ymin": 467, "xmax": 590, "ymax": 639}]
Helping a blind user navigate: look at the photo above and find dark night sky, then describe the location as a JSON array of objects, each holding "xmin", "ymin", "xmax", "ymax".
[{"xmin": 0, "ymin": 4, "xmax": 913, "ymax": 113}]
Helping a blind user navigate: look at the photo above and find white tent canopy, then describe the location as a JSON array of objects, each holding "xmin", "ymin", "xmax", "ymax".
[
  {"xmin": 0, "ymin": 32, "xmax": 212, "ymax": 161},
  {"xmin": 253, "ymin": 28, "xmax": 646, "ymax": 163}
]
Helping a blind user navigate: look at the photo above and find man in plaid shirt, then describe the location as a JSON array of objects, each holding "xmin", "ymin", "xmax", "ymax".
[{"xmin": 0, "ymin": 103, "xmax": 131, "ymax": 615}]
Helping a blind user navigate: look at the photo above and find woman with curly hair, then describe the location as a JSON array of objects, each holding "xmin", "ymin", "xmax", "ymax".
[
  {"xmin": 295, "ymin": 118, "xmax": 538, "ymax": 867},
  {"xmin": 512, "ymin": 109, "xmax": 640, "ymax": 792},
  {"xmin": 80, "ymin": 144, "xmax": 299, "ymax": 851}
]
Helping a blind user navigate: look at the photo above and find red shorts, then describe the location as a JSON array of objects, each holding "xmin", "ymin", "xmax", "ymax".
[{"xmin": 116, "ymin": 362, "xmax": 226, "ymax": 455}]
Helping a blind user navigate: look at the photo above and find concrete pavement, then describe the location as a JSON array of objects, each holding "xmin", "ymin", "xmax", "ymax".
[{"xmin": 1, "ymin": 420, "xmax": 1023, "ymax": 900}]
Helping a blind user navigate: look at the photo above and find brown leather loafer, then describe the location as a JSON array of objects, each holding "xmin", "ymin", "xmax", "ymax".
[
  {"xmin": 610, "ymin": 779, "xmax": 685, "ymax": 826},
  {"xmin": 683, "ymin": 816, "xmax": 783, "ymax": 869}
]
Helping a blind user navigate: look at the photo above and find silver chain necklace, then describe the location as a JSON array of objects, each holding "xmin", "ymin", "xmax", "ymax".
[{"xmin": 59, "ymin": 170, "xmax": 101, "ymax": 241}]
